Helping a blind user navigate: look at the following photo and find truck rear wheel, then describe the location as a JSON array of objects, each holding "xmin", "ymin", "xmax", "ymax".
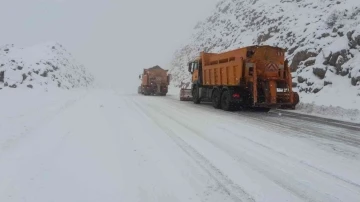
[
  {"xmin": 221, "ymin": 91, "xmax": 233, "ymax": 111},
  {"xmin": 212, "ymin": 89, "xmax": 221, "ymax": 109}
]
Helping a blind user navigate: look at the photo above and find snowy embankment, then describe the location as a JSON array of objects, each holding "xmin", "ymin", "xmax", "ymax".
[
  {"xmin": 0, "ymin": 42, "xmax": 94, "ymax": 90},
  {"xmin": 1, "ymin": 90, "xmax": 359, "ymax": 202},
  {"xmin": 0, "ymin": 41, "xmax": 97, "ymax": 147},
  {"xmin": 293, "ymin": 91, "xmax": 360, "ymax": 123},
  {"xmin": 168, "ymin": 0, "xmax": 360, "ymax": 122}
]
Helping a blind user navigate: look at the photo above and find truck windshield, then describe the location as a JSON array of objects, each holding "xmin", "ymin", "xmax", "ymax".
[{"xmin": 193, "ymin": 62, "xmax": 199, "ymax": 70}]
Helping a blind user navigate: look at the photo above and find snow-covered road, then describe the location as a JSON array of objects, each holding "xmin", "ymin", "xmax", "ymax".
[{"xmin": 1, "ymin": 89, "xmax": 360, "ymax": 202}]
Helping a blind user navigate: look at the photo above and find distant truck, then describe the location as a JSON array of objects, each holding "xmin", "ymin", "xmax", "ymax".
[
  {"xmin": 138, "ymin": 65, "xmax": 170, "ymax": 96},
  {"xmin": 182, "ymin": 45, "xmax": 299, "ymax": 111}
]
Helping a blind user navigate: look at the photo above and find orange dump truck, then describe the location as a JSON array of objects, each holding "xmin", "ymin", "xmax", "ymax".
[
  {"xmin": 138, "ymin": 65, "xmax": 170, "ymax": 96},
  {"xmin": 185, "ymin": 45, "xmax": 299, "ymax": 111}
]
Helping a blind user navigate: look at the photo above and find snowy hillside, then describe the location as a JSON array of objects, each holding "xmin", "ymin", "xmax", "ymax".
[
  {"xmin": 0, "ymin": 42, "xmax": 94, "ymax": 90},
  {"xmin": 169, "ymin": 0, "xmax": 360, "ymax": 110}
]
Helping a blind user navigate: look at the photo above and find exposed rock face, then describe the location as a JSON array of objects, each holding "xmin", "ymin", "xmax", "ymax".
[
  {"xmin": 291, "ymin": 51, "xmax": 317, "ymax": 72},
  {"xmin": 169, "ymin": 0, "xmax": 360, "ymax": 98}
]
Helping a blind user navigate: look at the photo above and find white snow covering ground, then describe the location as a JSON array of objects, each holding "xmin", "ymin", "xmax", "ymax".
[
  {"xmin": 169, "ymin": 0, "xmax": 360, "ymax": 118},
  {"xmin": 1, "ymin": 4, "xmax": 360, "ymax": 200},
  {"xmin": 0, "ymin": 42, "xmax": 95, "ymax": 90},
  {"xmin": 0, "ymin": 88, "xmax": 90, "ymax": 151},
  {"xmin": 1, "ymin": 88, "xmax": 360, "ymax": 202}
]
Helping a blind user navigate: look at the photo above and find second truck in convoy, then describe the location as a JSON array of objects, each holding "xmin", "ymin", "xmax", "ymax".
[
  {"xmin": 138, "ymin": 65, "xmax": 170, "ymax": 96},
  {"xmin": 181, "ymin": 45, "xmax": 299, "ymax": 111}
]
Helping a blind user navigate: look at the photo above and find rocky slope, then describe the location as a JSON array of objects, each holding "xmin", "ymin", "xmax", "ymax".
[
  {"xmin": 169, "ymin": 0, "xmax": 360, "ymax": 109},
  {"xmin": 0, "ymin": 42, "xmax": 94, "ymax": 90}
]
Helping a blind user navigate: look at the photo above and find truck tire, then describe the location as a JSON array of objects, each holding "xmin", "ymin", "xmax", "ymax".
[
  {"xmin": 143, "ymin": 90, "xmax": 150, "ymax": 96},
  {"xmin": 221, "ymin": 90, "xmax": 233, "ymax": 111},
  {"xmin": 212, "ymin": 89, "xmax": 221, "ymax": 109},
  {"xmin": 293, "ymin": 92, "xmax": 299, "ymax": 106},
  {"xmin": 192, "ymin": 85, "xmax": 201, "ymax": 104}
]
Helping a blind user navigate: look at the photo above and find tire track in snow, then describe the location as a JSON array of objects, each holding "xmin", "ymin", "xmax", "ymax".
[
  {"xmin": 155, "ymin": 96, "xmax": 360, "ymax": 148},
  {"xmin": 148, "ymin": 106, "xmax": 320, "ymax": 202},
  {"xmin": 131, "ymin": 98, "xmax": 255, "ymax": 202},
  {"xmin": 135, "ymin": 96, "xmax": 360, "ymax": 183},
  {"xmin": 217, "ymin": 127, "xmax": 360, "ymax": 192},
  {"xmin": 123, "ymin": 96, "xmax": 238, "ymax": 202},
  {"xmin": 149, "ymin": 96, "xmax": 360, "ymax": 162},
  {"xmin": 164, "ymin": 86, "xmax": 360, "ymax": 131},
  {"xmin": 271, "ymin": 110, "xmax": 360, "ymax": 131},
  {"xmin": 169, "ymin": 100, "xmax": 360, "ymax": 188},
  {"xmin": 157, "ymin": 98, "xmax": 360, "ymax": 189},
  {"xmin": 141, "ymin": 99, "xmax": 360, "ymax": 202},
  {"xmin": 238, "ymin": 112, "xmax": 360, "ymax": 147}
]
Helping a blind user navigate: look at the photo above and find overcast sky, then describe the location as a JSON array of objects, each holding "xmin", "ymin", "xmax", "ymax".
[{"xmin": 0, "ymin": 0, "xmax": 220, "ymax": 89}]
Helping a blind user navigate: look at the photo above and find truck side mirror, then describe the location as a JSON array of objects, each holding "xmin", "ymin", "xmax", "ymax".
[
  {"xmin": 188, "ymin": 63, "xmax": 192, "ymax": 73},
  {"xmin": 139, "ymin": 74, "xmax": 141, "ymax": 79}
]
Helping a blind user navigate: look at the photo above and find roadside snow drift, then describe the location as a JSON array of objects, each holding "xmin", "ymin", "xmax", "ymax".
[{"xmin": 0, "ymin": 42, "xmax": 95, "ymax": 90}]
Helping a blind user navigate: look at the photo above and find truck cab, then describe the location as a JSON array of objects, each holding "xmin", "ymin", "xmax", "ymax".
[{"xmin": 188, "ymin": 58, "xmax": 201, "ymax": 85}]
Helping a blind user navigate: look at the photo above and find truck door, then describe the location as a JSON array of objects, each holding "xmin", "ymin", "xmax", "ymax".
[{"xmin": 192, "ymin": 61, "xmax": 201, "ymax": 85}]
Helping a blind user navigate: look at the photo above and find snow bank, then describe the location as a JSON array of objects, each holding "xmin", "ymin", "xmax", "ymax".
[
  {"xmin": 294, "ymin": 102, "xmax": 360, "ymax": 123},
  {"xmin": 0, "ymin": 42, "xmax": 95, "ymax": 90}
]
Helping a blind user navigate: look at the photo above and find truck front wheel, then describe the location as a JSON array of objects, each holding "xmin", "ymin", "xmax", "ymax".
[{"xmin": 192, "ymin": 85, "xmax": 201, "ymax": 104}]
